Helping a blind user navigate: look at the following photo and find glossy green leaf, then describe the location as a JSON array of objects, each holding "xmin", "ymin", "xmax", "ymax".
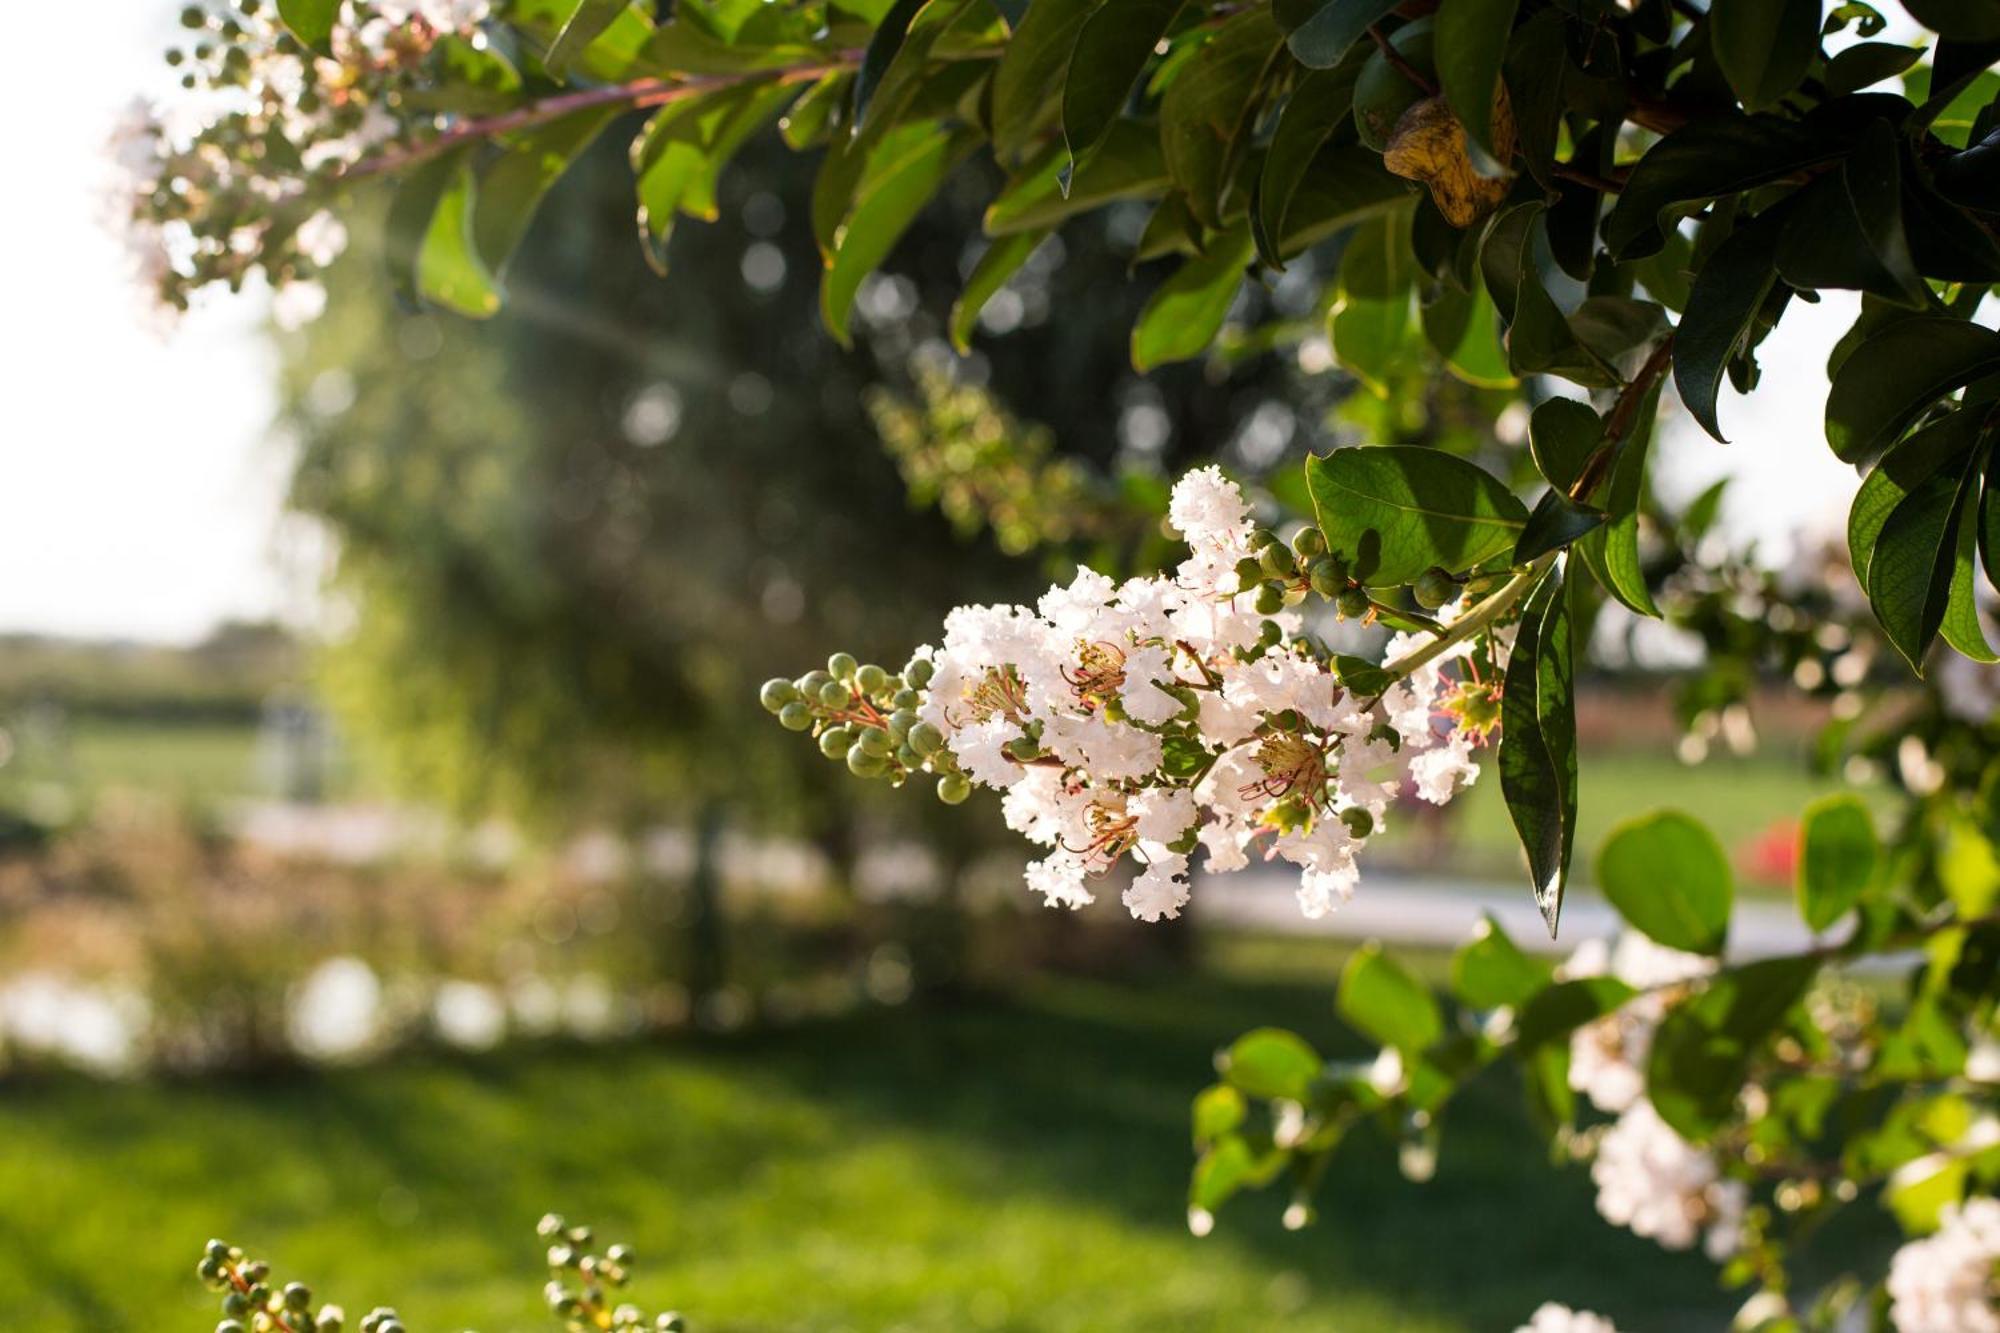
[
  {"xmin": 1825, "ymin": 41, "xmax": 1925, "ymax": 96},
  {"xmin": 1499, "ymin": 561, "xmax": 1577, "ymax": 935},
  {"xmin": 386, "ymin": 147, "xmax": 501, "ymax": 318},
  {"xmin": 546, "ymin": 0, "xmax": 635, "ymax": 76},
  {"xmin": 635, "ymin": 81, "xmax": 793, "ymax": 265},
  {"xmin": 852, "ymin": 0, "xmax": 929, "ymax": 128},
  {"xmin": 1062, "ymin": 0, "xmax": 1186, "ymax": 166},
  {"xmin": 1434, "ymin": 0, "xmax": 1519, "ymax": 163},
  {"xmin": 1648, "ymin": 955, "xmax": 1819, "ymax": 1139},
  {"xmin": 1515, "ymin": 975, "xmax": 1634, "ymax": 1049},
  {"xmin": 1338, "ymin": 943, "xmax": 1443, "ymax": 1053},
  {"xmin": 822, "ymin": 123, "xmax": 980, "ymax": 343},
  {"xmin": 1867, "ymin": 449, "xmax": 1978, "ymax": 671},
  {"xmin": 1942, "ymin": 448, "xmax": 2000, "ymax": 663},
  {"xmin": 1160, "ymin": 10, "xmax": 1287, "ymax": 228},
  {"xmin": 276, "ymin": 0, "xmax": 337, "ymax": 52},
  {"xmin": 1848, "ymin": 410, "xmax": 1982, "ymax": 586},
  {"xmin": 1797, "ymin": 794, "xmax": 1880, "ymax": 932},
  {"xmin": 1674, "ymin": 206, "xmax": 1787, "ymax": 443},
  {"xmin": 1131, "ymin": 228, "xmax": 1254, "ymax": 370},
  {"xmin": 1775, "ymin": 120, "xmax": 1927, "ymax": 306},
  {"xmin": 1451, "ymin": 915, "xmax": 1554, "ymax": 1010},
  {"xmin": 472, "ymin": 106, "xmax": 622, "ymax": 279},
  {"xmin": 1578, "ymin": 380, "xmax": 1664, "ymax": 617},
  {"xmin": 1907, "ymin": 0, "xmax": 2000, "ymax": 41},
  {"xmin": 1709, "ymin": 0, "xmax": 1819, "ymax": 110},
  {"xmin": 1527, "ymin": 398, "xmax": 1600, "ymax": 491},
  {"xmin": 1268, "ymin": 145, "xmax": 1412, "ymax": 259},
  {"xmin": 1516, "ymin": 488, "xmax": 1606, "ymax": 563},
  {"xmin": 1420, "ymin": 276, "xmax": 1513, "ymax": 388},
  {"xmin": 1222, "ymin": 1027, "xmax": 1322, "ymax": 1100},
  {"xmin": 1603, "ymin": 116, "xmax": 1835, "ymax": 260},
  {"xmin": 1825, "ymin": 317, "xmax": 2000, "ymax": 466},
  {"xmin": 1191, "ymin": 1084, "xmax": 1247, "ymax": 1146},
  {"xmin": 1254, "ymin": 59, "xmax": 1369, "ymax": 266},
  {"xmin": 950, "ymin": 229, "xmax": 1052, "ymax": 352},
  {"xmin": 984, "ymin": 120, "xmax": 1168, "ymax": 234},
  {"xmin": 1281, "ymin": 0, "xmax": 1398, "ymax": 69},
  {"xmin": 1304, "ymin": 446, "xmax": 1529, "ymax": 586},
  {"xmin": 1597, "ymin": 809, "xmax": 1733, "ymax": 956},
  {"xmin": 990, "ymin": 0, "xmax": 1099, "ymax": 163}
]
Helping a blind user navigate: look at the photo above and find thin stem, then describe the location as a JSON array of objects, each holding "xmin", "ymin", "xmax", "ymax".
[
  {"xmin": 1380, "ymin": 554, "xmax": 1555, "ymax": 683},
  {"xmin": 1367, "ymin": 24, "xmax": 1439, "ymax": 97},
  {"xmin": 1568, "ymin": 333, "xmax": 1675, "ymax": 502}
]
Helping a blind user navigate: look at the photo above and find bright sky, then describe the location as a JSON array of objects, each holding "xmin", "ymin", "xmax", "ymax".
[{"xmin": 0, "ymin": 2, "xmax": 1878, "ymax": 645}]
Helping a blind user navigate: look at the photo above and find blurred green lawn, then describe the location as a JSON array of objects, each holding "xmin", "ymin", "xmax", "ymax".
[{"xmin": 0, "ymin": 944, "xmax": 1755, "ymax": 1333}]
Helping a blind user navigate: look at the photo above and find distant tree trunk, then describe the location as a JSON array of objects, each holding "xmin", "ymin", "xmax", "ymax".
[{"xmin": 686, "ymin": 800, "xmax": 728, "ymax": 1006}]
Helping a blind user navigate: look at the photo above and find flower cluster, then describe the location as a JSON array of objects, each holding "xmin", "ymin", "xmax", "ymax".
[
  {"xmin": 110, "ymin": 0, "xmax": 488, "ymax": 320},
  {"xmin": 1514, "ymin": 1304, "xmax": 1619, "ymax": 1333},
  {"xmin": 767, "ymin": 468, "xmax": 1503, "ymax": 921},
  {"xmin": 1589, "ymin": 1099, "xmax": 1749, "ymax": 1262},
  {"xmin": 1888, "ymin": 1198, "xmax": 2000, "ymax": 1333},
  {"xmin": 1564, "ymin": 933, "xmax": 1716, "ymax": 1116}
]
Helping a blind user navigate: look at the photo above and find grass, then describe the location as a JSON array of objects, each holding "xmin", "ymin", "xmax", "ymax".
[{"xmin": 0, "ymin": 948, "xmax": 1750, "ymax": 1333}]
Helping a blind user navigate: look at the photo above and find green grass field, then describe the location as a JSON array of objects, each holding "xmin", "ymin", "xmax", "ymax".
[{"xmin": 0, "ymin": 950, "xmax": 1758, "ymax": 1333}]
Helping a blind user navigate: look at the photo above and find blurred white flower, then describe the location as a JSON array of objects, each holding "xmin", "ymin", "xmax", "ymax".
[
  {"xmin": 1516, "ymin": 1303, "xmax": 1619, "ymax": 1333},
  {"xmin": 1591, "ymin": 1101, "xmax": 1747, "ymax": 1260},
  {"xmin": 1888, "ymin": 1198, "xmax": 2000, "ymax": 1333},
  {"xmin": 272, "ymin": 278, "xmax": 328, "ymax": 331},
  {"xmin": 432, "ymin": 980, "xmax": 507, "ymax": 1050},
  {"xmin": 289, "ymin": 956, "xmax": 384, "ymax": 1061}
]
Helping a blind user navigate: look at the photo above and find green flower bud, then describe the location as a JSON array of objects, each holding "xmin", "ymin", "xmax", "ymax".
[
  {"xmin": 827, "ymin": 651, "xmax": 858, "ymax": 680},
  {"xmin": 887, "ymin": 709, "xmax": 917, "ymax": 742},
  {"xmin": 1291, "ymin": 526, "xmax": 1326, "ymax": 560},
  {"xmin": 1340, "ymin": 807, "xmax": 1375, "ymax": 837},
  {"xmin": 315, "ymin": 1308, "xmax": 345, "ymax": 1333},
  {"xmin": 758, "ymin": 678, "xmax": 796, "ymax": 714},
  {"xmin": 856, "ymin": 726, "xmax": 891, "ymax": 758},
  {"xmin": 778, "ymin": 702, "xmax": 813, "ymax": 732},
  {"xmin": 1308, "ymin": 558, "xmax": 1344, "ymax": 599},
  {"xmin": 1253, "ymin": 582, "xmax": 1286, "ymax": 615},
  {"xmin": 904, "ymin": 657, "xmax": 935, "ymax": 688},
  {"xmin": 819, "ymin": 726, "xmax": 855, "ymax": 758},
  {"xmin": 855, "ymin": 663, "xmax": 889, "ymax": 694},
  {"xmin": 537, "ymin": 1214, "xmax": 567, "ymax": 1238},
  {"xmin": 606, "ymin": 1244, "xmax": 633, "ymax": 1265},
  {"xmin": 1004, "ymin": 736, "xmax": 1040, "ymax": 762},
  {"xmin": 892, "ymin": 688, "xmax": 922, "ymax": 711},
  {"xmin": 936, "ymin": 773, "xmax": 971, "ymax": 805},
  {"xmin": 657, "ymin": 1314, "xmax": 687, "ymax": 1333},
  {"xmin": 907, "ymin": 721, "xmax": 944, "ymax": 756},
  {"xmin": 1337, "ymin": 588, "xmax": 1372, "ymax": 619},
  {"xmin": 1413, "ymin": 567, "xmax": 1456, "ymax": 609},
  {"xmin": 206, "ymin": 1240, "xmax": 232, "ymax": 1263},
  {"xmin": 1234, "ymin": 556, "xmax": 1265, "ymax": 587},
  {"xmin": 1258, "ymin": 620, "xmax": 1283, "ymax": 648},
  {"xmin": 797, "ymin": 669, "xmax": 831, "ymax": 695},
  {"xmin": 818, "ymin": 680, "xmax": 853, "ymax": 710},
  {"xmin": 1249, "ymin": 527, "xmax": 1278, "ymax": 551},
  {"xmin": 181, "ymin": 5, "xmax": 207, "ymax": 27},
  {"xmin": 217, "ymin": 1321, "xmax": 247, "ymax": 1333},
  {"xmin": 285, "ymin": 1283, "xmax": 313, "ymax": 1311},
  {"xmin": 896, "ymin": 743, "xmax": 923, "ymax": 768},
  {"xmin": 1258, "ymin": 544, "xmax": 1296, "ymax": 579},
  {"xmin": 847, "ymin": 746, "xmax": 890, "ymax": 778}
]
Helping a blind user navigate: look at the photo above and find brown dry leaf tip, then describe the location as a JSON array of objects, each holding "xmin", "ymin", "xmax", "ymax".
[{"xmin": 1382, "ymin": 89, "xmax": 1517, "ymax": 228}]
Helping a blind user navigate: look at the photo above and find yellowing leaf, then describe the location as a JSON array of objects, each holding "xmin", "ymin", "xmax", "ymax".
[{"xmin": 1381, "ymin": 93, "xmax": 1515, "ymax": 228}]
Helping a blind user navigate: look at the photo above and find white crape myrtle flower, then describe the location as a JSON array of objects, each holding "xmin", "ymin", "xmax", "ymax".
[
  {"xmin": 1887, "ymin": 1197, "xmax": 2000, "ymax": 1333},
  {"xmin": 1591, "ymin": 1100, "xmax": 1748, "ymax": 1260},
  {"xmin": 272, "ymin": 278, "xmax": 330, "ymax": 330},
  {"xmin": 1515, "ymin": 1303, "xmax": 1620, "ymax": 1333},
  {"xmin": 868, "ymin": 469, "xmax": 1504, "ymax": 920},
  {"xmin": 295, "ymin": 210, "xmax": 350, "ymax": 267},
  {"xmin": 1564, "ymin": 933, "xmax": 1718, "ymax": 1115}
]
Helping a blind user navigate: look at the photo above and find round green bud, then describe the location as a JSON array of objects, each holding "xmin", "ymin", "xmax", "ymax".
[
  {"xmin": 316, "ymin": 1313, "xmax": 344, "ymax": 1333},
  {"xmin": 222, "ymin": 1292, "xmax": 249, "ymax": 1317},
  {"xmin": 818, "ymin": 680, "xmax": 853, "ymax": 710},
  {"xmin": 1308, "ymin": 558, "xmax": 1344, "ymax": 599},
  {"xmin": 244, "ymin": 1263, "xmax": 270, "ymax": 1283},
  {"xmin": 537, "ymin": 1214, "xmax": 567, "ymax": 1238},
  {"xmin": 1290, "ymin": 526, "xmax": 1326, "ymax": 560},
  {"xmin": 778, "ymin": 702, "xmax": 814, "ymax": 732},
  {"xmin": 847, "ymin": 746, "xmax": 889, "ymax": 778},
  {"xmin": 1258, "ymin": 544, "xmax": 1297, "ymax": 578},
  {"xmin": 181, "ymin": 5, "xmax": 207, "ymax": 27},
  {"xmin": 887, "ymin": 709, "xmax": 917, "ymax": 742},
  {"xmin": 217, "ymin": 1322, "xmax": 247, "ymax": 1333},
  {"xmin": 856, "ymin": 726, "xmax": 891, "ymax": 758},
  {"xmin": 904, "ymin": 657, "xmax": 935, "ymax": 689},
  {"xmin": 797, "ymin": 669, "xmax": 831, "ymax": 695},
  {"xmin": 657, "ymin": 1315, "xmax": 687, "ymax": 1333},
  {"xmin": 907, "ymin": 720, "xmax": 944, "ymax": 756},
  {"xmin": 1253, "ymin": 582, "xmax": 1286, "ymax": 615},
  {"xmin": 758, "ymin": 678, "xmax": 796, "ymax": 713},
  {"xmin": 936, "ymin": 773, "xmax": 972, "ymax": 805},
  {"xmin": 1234, "ymin": 557, "xmax": 1265, "ymax": 587},
  {"xmin": 606, "ymin": 1244, "xmax": 633, "ymax": 1266},
  {"xmin": 1340, "ymin": 807, "xmax": 1375, "ymax": 838},
  {"xmin": 1004, "ymin": 736, "xmax": 1040, "ymax": 762},
  {"xmin": 827, "ymin": 651, "xmax": 858, "ymax": 680},
  {"xmin": 1248, "ymin": 527, "xmax": 1277, "ymax": 551},
  {"xmin": 1413, "ymin": 567, "xmax": 1456, "ymax": 609},
  {"xmin": 1258, "ymin": 619, "xmax": 1283, "ymax": 648},
  {"xmin": 818, "ymin": 726, "xmax": 855, "ymax": 758},
  {"xmin": 285, "ymin": 1284, "xmax": 313, "ymax": 1311},
  {"xmin": 198, "ymin": 1257, "xmax": 225, "ymax": 1285},
  {"xmin": 1337, "ymin": 588, "xmax": 1372, "ymax": 619},
  {"xmin": 892, "ymin": 688, "xmax": 922, "ymax": 711},
  {"xmin": 855, "ymin": 663, "xmax": 888, "ymax": 694},
  {"xmin": 894, "ymin": 744, "xmax": 921, "ymax": 769}
]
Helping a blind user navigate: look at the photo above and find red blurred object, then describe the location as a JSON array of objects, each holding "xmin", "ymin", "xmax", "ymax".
[{"xmin": 1741, "ymin": 820, "xmax": 1801, "ymax": 887}]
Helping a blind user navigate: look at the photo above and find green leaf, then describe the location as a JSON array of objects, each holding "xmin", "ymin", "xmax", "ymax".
[
  {"xmin": 1515, "ymin": 488, "xmax": 1606, "ymax": 563},
  {"xmin": 1131, "ymin": 228, "xmax": 1254, "ymax": 370},
  {"xmin": 1528, "ymin": 399, "xmax": 1600, "ymax": 491},
  {"xmin": 1160, "ymin": 10, "xmax": 1287, "ymax": 229},
  {"xmin": 1304, "ymin": 446, "xmax": 1529, "ymax": 586},
  {"xmin": 1255, "ymin": 59, "xmax": 1369, "ymax": 266},
  {"xmin": 1674, "ymin": 206, "xmax": 1786, "ymax": 443},
  {"xmin": 1907, "ymin": 0, "xmax": 2000, "ymax": 41},
  {"xmin": 1331, "ymin": 210, "xmax": 1417, "ymax": 391},
  {"xmin": 1824, "ymin": 41, "xmax": 1925, "ymax": 96},
  {"xmin": 1338, "ymin": 943, "xmax": 1443, "ymax": 1053},
  {"xmin": 635, "ymin": 81, "xmax": 794, "ymax": 266},
  {"xmin": 1849, "ymin": 410, "xmax": 1982, "ymax": 584},
  {"xmin": 1515, "ymin": 975, "xmax": 1634, "ymax": 1049},
  {"xmin": 1982, "ymin": 444, "xmax": 2000, "ymax": 591},
  {"xmin": 950, "ymin": 229, "xmax": 1052, "ymax": 352},
  {"xmin": 522, "ymin": 0, "xmax": 659, "ymax": 79},
  {"xmin": 1824, "ymin": 317, "xmax": 2000, "ymax": 466},
  {"xmin": 990, "ymin": 0, "xmax": 1100, "ymax": 164},
  {"xmin": 1597, "ymin": 809, "xmax": 1733, "ymax": 956},
  {"xmin": 1603, "ymin": 115, "xmax": 1836, "ymax": 260},
  {"xmin": 1774, "ymin": 120, "xmax": 1927, "ymax": 306},
  {"xmin": 1709, "ymin": 0, "xmax": 1819, "ymax": 111},
  {"xmin": 984, "ymin": 120, "xmax": 1168, "ymax": 234},
  {"xmin": 1647, "ymin": 955, "xmax": 1819, "ymax": 1139},
  {"xmin": 822, "ymin": 122, "xmax": 980, "ymax": 343},
  {"xmin": 386, "ymin": 147, "xmax": 501, "ymax": 318},
  {"xmin": 1192, "ymin": 1083, "xmax": 1247, "ymax": 1146},
  {"xmin": 1868, "ymin": 449, "xmax": 1980, "ymax": 672},
  {"xmin": 1797, "ymin": 794, "xmax": 1880, "ymax": 932},
  {"xmin": 1062, "ymin": 0, "xmax": 1186, "ymax": 167},
  {"xmin": 852, "ymin": 0, "xmax": 929, "ymax": 128},
  {"xmin": 1498, "ymin": 561, "xmax": 1578, "ymax": 935},
  {"xmin": 1433, "ymin": 0, "xmax": 1519, "ymax": 164},
  {"xmin": 1451, "ymin": 915, "xmax": 1553, "ymax": 1010},
  {"xmin": 1280, "ymin": 0, "xmax": 1398, "ymax": 69},
  {"xmin": 276, "ymin": 0, "xmax": 337, "ymax": 53},
  {"xmin": 472, "ymin": 106, "xmax": 622, "ymax": 280},
  {"xmin": 1222, "ymin": 1027, "xmax": 1322, "ymax": 1100},
  {"xmin": 1480, "ymin": 204, "xmax": 1615, "ymax": 388},
  {"xmin": 1577, "ymin": 379, "xmax": 1664, "ymax": 617},
  {"xmin": 547, "ymin": 0, "xmax": 635, "ymax": 76},
  {"xmin": 1420, "ymin": 274, "xmax": 1514, "ymax": 388},
  {"xmin": 1942, "ymin": 449, "xmax": 2000, "ymax": 663},
  {"xmin": 1334, "ymin": 654, "xmax": 1396, "ymax": 695},
  {"xmin": 1268, "ymin": 144, "xmax": 1413, "ymax": 259}
]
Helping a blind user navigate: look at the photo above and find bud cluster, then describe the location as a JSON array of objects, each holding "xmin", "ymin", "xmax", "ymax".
[
  {"xmin": 113, "ymin": 1, "xmax": 491, "ymax": 320},
  {"xmin": 537, "ymin": 1212, "xmax": 685, "ymax": 1333},
  {"xmin": 768, "ymin": 467, "xmax": 1508, "ymax": 922},
  {"xmin": 196, "ymin": 1238, "xmax": 346, "ymax": 1333}
]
